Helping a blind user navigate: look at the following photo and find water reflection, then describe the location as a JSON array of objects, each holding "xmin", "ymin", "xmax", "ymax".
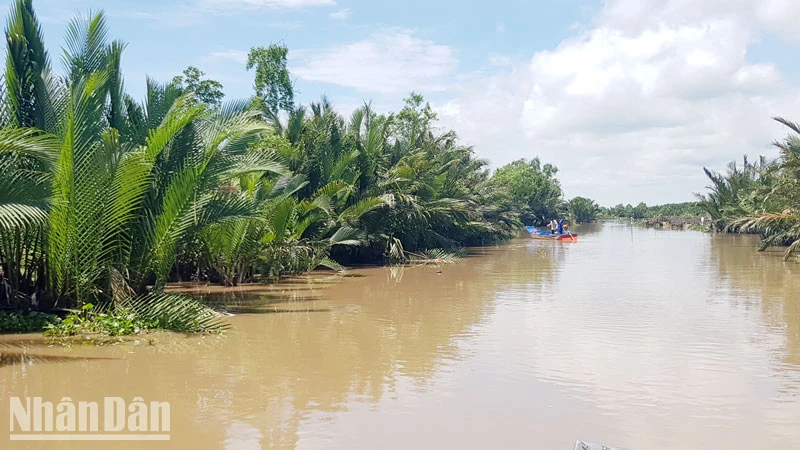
[
  {"xmin": 0, "ymin": 226, "xmax": 798, "ymax": 450},
  {"xmin": 0, "ymin": 352, "xmax": 118, "ymax": 367},
  {"xmin": 492, "ymin": 225, "xmax": 800, "ymax": 449},
  {"xmin": 0, "ymin": 241, "xmax": 562, "ymax": 450},
  {"xmin": 573, "ymin": 222, "xmax": 604, "ymax": 236},
  {"xmin": 706, "ymin": 234, "xmax": 800, "ymax": 367}
]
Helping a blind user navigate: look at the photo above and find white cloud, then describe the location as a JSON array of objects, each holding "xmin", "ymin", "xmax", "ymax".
[
  {"xmin": 293, "ymin": 28, "xmax": 458, "ymax": 94},
  {"xmin": 207, "ymin": 49, "xmax": 250, "ymax": 65},
  {"xmin": 755, "ymin": 0, "xmax": 800, "ymax": 41},
  {"xmin": 488, "ymin": 55, "xmax": 514, "ymax": 67},
  {"xmin": 112, "ymin": 0, "xmax": 333, "ymax": 26},
  {"xmin": 197, "ymin": 0, "xmax": 335, "ymax": 11},
  {"xmin": 435, "ymin": 0, "xmax": 800, "ymax": 205},
  {"xmin": 597, "ymin": 0, "xmax": 800, "ymax": 41},
  {"xmin": 329, "ymin": 8, "xmax": 351, "ymax": 20}
]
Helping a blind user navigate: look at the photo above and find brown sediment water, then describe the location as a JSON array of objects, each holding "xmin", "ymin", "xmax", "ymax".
[{"xmin": 0, "ymin": 222, "xmax": 799, "ymax": 449}]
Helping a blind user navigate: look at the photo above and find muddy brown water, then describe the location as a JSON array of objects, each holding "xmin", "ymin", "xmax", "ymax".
[{"xmin": 1, "ymin": 222, "xmax": 799, "ymax": 449}]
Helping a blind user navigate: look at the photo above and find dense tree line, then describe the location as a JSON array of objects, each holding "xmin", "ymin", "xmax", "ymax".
[
  {"xmin": 0, "ymin": 1, "xmax": 551, "ymax": 324},
  {"xmin": 602, "ymin": 202, "xmax": 704, "ymax": 219}
]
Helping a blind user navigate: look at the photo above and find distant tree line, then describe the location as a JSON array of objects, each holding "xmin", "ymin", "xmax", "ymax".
[{"xmin": 601, "ymin": 202, "xmax": 704, "ymax": 219}]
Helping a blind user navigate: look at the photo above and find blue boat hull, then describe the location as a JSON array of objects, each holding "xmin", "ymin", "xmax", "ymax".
[{"xmin": 525, "ymin": 226, "xmax": 577, "ymax": 241}]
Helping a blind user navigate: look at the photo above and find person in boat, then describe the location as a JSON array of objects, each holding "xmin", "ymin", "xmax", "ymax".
[
  {"xmin": 549, "ymin": 218, "xmax": 558, "ymax": 234},
  {"xmin": 557, "ymin": 218, "xmax": 566, "ymax": 234}
]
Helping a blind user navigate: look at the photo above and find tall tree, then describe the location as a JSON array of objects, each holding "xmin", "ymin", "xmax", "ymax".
[
  {"xmin": 568, "ymin": 196, "xmax": 600, "ymax": 223},
  {"xmin": 395, "ymin": 92, "xmax": 437, "ymax": 146},
  {"xmin": 246, "ymin": 44, "xmax": 294, "ymax": 114},
  {"xmin": 171, "ymin": 66, "xmax": 224, "ymax": 106},
  {"xmin": 490, "ymin": 158, "xmax": 564, "ymax": 225}
]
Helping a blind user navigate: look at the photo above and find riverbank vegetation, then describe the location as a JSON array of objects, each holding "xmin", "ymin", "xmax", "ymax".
[
  {"xmin": 602, "ymin": 202, "xmax": 704, "ymax": 219},
  {"xmin": 567, "ymin": 197, "xmax": 600, "ymax": 223},
  {"xmin": 697, "ymin": 118, "xmax": 800, "ymax": 258},
  {"xmin": 600, "ymin": 118, "xmax": 800, "ymax": 258},
  {"xmin": 0, "ymin": 1, "xmax": 540, "ymax": 334}
]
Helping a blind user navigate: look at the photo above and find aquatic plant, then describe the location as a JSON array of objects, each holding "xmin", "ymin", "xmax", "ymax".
[
  {"xmin": 0, "ymin": 311, "xmax": 57, "ymax": 333},
  {"xmin": 44, "ymin": 296, "xmax": 226, "ymax": 337}
]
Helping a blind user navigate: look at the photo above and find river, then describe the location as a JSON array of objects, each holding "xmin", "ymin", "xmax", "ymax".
[{"xmin": 1, "ymin": 222, "xmax": 799, "ymax": 449}]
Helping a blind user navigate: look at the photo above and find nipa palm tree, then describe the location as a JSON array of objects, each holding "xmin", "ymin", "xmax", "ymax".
[
  {"xmin": 0, "ymin": 2, "xmax": 279, "ymax": 330},
  {"xmin": 730, "ymin": 117, "xmax": 800, "ymax": 258}
]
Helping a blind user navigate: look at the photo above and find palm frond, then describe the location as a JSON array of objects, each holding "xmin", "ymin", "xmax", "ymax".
[
  {"xmin": 328, "ymin": 226, "xmax": 365, "ymax": 246},
  {"xmin": 315, "ymin": 257, "xmax": 344, "ymax": 272},
  {"xmin": 0, "ymin": 126, "xmax": 59, "ymax": 164},
  {"xmin": 338, "ymin": 196, "xmax": 387, "ymax": 224},
  {"xmin": 4, "ymin": 0, "xmax": 53, "ymax": 129},
  {"xmin": 118, "ymin": 293, "xmax": 228, "ymax": 332},
  {"xmin": 0, "ymin": 203, "xmax": 48, "ymax": 230},
  {"xmin": 61, "ymin": 10, "xmax": 110, "ymax": 84}
]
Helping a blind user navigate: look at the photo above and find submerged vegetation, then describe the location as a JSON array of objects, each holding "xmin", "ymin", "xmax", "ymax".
[{"xmin": 44, "ymin": 297, "xmax": 226, "ymax": 337}]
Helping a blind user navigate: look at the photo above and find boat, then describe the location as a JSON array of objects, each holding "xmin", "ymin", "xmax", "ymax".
[{"xmin": 525, "ymin": 226, "xmax": 578, "ymax": 241}]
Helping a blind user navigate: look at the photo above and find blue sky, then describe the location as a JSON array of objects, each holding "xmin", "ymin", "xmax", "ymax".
[
  {"xmin": 24, "ymin": 0, "xmax": 602, "ymax": 103},
  {"xmin": 5, "ymin": 0, "xmax": 800, "ymax": 205}
]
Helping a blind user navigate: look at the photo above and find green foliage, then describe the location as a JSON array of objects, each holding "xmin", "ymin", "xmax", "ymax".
[
  {"xmin": 568, "ymin": 196, "xmax": 600, "ymax": 223},
  {"xmin": 394, "ymin": 92, "xmax": 438, "ymax": 144},
  {"xmin": 652, "ymin": 202, "xmax": 704, "ymax": 217},
  {"xmin": 680, "ymin": 117, "xmax": 800, "ymax": 257},
  {"xmin": 725, "ymin": 117, "xmax": 800, "ymax": 258},
  {"xmin": 246, "ymin": 44, "xmax": 294, "ymax": 114},
  {"xmin": 695, "ymin": 155, "xmax": 770, "ymax": 230},
  {"xmin": 44, "ymin": 295, "xmax": 226, "ymax": 336},
  {"xmin": 688, "ymin": 224, "xmax": 711, "ymax": 232},
  {"xmin": 602, "ymin": 201, "xmax": 704, "ymax": 219},
  {"xmin": 119, "ymin": 294, "xmax": 227, "ymax": 333},
  {"xmin": 0, "ymin": 1, "xmax": 523, "ymax": 337},
  {"xmin": 406, "ymin": 248, "xmax": 463, "ymax": 264},
  {"xmin": 490, "ymin": 158, "xmax": 563, "ymax": 225},
  {"xmin": 45, "ymin": 303, "xmax": 144, "ymax": 337},
  {"xmin": 3, "ymin": 0, "xmax": 53, "ymax": 130},
  {"xmin": 0, "ymin": 311, "xmax": 57, "ymax": 333},
  {"xmin": 171, "ymin": 66, "xmax": 224, "ymax": 106},
  {"xmin": 632, "ymin": 202, "xmax": 648, "ymax": 219}
]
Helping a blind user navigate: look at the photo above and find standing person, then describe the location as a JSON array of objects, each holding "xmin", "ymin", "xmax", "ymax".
[
  {"xmin": 558, "ymin": 218, "xmax": 565, "ymax": 235},
  {"xmin": 550, "ymin": 218, "xmax": 558, "ymax": 234}
]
